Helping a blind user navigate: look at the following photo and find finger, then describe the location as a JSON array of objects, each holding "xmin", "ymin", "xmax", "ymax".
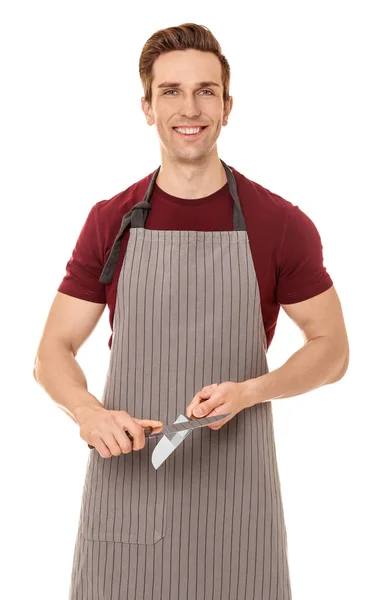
[
  {"xmin": 186, "ymin": 393, "xmax": 210, "ymax": 418},
  {"xmin": 186, "ymin": 384, "xmax": 218, "ymax": 417},
  {"xmin": 133, "ymin": 418, "xmax": 164, "ymax": 439},
  {"xmin": 94, "ymin": 439, "xmax": 112, "ymax": 459},
  {"xmin": 102, "ymin": 433, "xmax": 124, "ymax": 457},
  {"xmin": 208, "ymin": 413, "xmax": 232, "ymax": 429},
  {"xmin": 113, "ymin": 428, "xmax": 134, "ymax": 454},
  {"xmin": 192, "ymin": 395, "xmax": 224, "ymax": 418},
  {"xmin": 121, "ymin": 424, "xmax": 146, "ymax": 451},
  {"xmin": 117, "ymin": 416, "xmax": 151, "ymax": 449},
  {"xmin": 202, "ymin": 383, "xmax": 218, "ymax": 391},
  {"xmin": 151, "ymin": 424, "xmax": 164, "ymax": 434},
  {"xmin": 135, "ymin": 418, "xmax": 164, "ymax": 428},
  {"xmin": 186, "ymin": 396, "xmax": 200, "ymax": 418}
]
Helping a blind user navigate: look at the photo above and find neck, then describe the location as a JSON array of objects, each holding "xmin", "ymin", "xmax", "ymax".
[{"xmin": 156, "ymin": 152, "xmax": 227, "ymax": 200}]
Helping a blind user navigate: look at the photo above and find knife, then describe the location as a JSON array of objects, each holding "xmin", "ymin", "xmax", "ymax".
[
  {"xmin": 148, "ymin": 413, "xmax": 232, "ymax": 437},
  {"xmin": 151, "ymin": 413, "xmax": 232, "ymax": 470},
  {"xmin": 87, "ymin": 413, "xmax": 232, "ymax": 449}
]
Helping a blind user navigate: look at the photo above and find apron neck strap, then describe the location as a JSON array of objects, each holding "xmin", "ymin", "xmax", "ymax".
[
  {"xmin": 131, "ymin": 159, "xmax": 246, "ymax": 230},
  {"xmin": 99, "ymin": 160, "xmax": 245, "ymax": 284}
]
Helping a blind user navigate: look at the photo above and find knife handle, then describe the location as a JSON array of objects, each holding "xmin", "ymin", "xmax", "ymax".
[{"xmin": 87, "ymin": 426, "xmax": 154, "ymax": 450}]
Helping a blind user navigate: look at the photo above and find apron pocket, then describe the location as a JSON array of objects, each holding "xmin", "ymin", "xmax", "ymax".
[{"xmin": 80, "ymin": 444, "xmax": 168, "ymax": 545}]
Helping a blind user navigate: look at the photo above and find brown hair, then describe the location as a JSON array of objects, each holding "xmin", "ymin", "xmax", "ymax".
[{"xmin": 139, "ymin": 23, "xmax": 231, "ymax": 108}]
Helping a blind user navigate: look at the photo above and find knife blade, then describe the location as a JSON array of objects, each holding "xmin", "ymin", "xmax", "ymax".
[
  {"xmin": 151, "ymin": 413, "xmax": 192, "ymax": 470},
  {"xmin": 151, "ymin": 412, "xmax": 232, "ymax": 470},
  {"xmin": 148, "ymin": 413, "xmax": 232, "ymax": 437}
]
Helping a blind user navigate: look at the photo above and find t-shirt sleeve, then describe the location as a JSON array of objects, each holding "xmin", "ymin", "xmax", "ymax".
[
  {"xmin": 276, "ymin": 204, "xmax": 333, "ymax": 305},
  {"xmin": 57, "ymin": 202, "xmax": 107, "ymax": 303}
]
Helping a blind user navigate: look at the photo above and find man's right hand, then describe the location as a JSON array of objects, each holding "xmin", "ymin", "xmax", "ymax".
[{"xmin": 76, "ymin": 405, "xmax": 163, "ymax": 458}]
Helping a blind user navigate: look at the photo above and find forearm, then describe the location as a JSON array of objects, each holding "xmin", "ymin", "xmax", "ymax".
[
  {"xmin": 33, "ymin": 343, "xmax": 103, "ymax": 423},
  {"xmin": 242, "ymin": 335, "xmax": 349, "ymax": 407}
]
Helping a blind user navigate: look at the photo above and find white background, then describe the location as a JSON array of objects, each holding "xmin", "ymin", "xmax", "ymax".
[{"xmin": 1, "ymin": 1, "xmax": 382, "ymax": 599}]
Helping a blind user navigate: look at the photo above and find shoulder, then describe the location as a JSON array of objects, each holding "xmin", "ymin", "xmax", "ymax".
[
  {"xmin": 84, "ymin": 169, "xmax": 158, "ymax": 254},
  {"xmin": 229, "ymin": 165, "xmax": 332, "ymax": 295},
  {"xmin": 95, "ymin": 169, "xmax": 157, "ymax": 224},
  {"xmin": 230, "ymin": 165, "xmax": 322, "ymax": 236},
  {"xmin": 229, "ymin": 165, "xmax": 294, "ymax": 226}
]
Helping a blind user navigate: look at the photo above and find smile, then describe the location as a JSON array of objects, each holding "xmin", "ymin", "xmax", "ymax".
[{"xmin": 173, "ymin": 126, "xmax": 208, "ymax": 139}]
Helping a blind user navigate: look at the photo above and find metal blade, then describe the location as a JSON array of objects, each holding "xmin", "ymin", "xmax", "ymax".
[
  {"xmin": 151, "ymin": 414, "xmax": 192, "ymax": 470},
  {"xmin": 148, "ymin": 413, "xmax": 232, "ymax": 438}
]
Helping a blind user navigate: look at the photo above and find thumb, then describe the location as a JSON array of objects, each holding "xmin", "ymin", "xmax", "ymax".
[
  {"xmin": 193, "ymin": 393, "xmax": 220, "ymax": 417},
  {"xmin": 135, "ymin": 418, "xmax": 163, "ymax": 427},
  {"xmin": 187, "ymin": 383, "xmax": 218, "ymax": 418}
]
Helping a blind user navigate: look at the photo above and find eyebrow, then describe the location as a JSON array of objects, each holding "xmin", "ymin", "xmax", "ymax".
[{"xmin": 157, "ymin": 81, "xmax": 220, "ymax": 89}]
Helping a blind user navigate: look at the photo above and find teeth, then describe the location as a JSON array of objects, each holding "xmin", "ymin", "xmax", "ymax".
[{"xmin": 174, "ymin": 127, "xmax": 204, "ymax": 134}]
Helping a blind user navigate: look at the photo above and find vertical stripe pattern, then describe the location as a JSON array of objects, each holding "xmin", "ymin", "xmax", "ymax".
[{"xmin": 69, "ymin": 227, "xmax": 292, "ymax": 599}]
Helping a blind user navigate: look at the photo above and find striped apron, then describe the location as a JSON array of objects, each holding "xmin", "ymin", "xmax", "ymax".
[{"xmin": 69, "ymin": 159, "xmax": 292, "ymax": 599}]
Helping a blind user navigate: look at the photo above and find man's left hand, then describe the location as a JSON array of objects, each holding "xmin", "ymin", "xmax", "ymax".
[{"xmin": 185, "ymin": 381, "xmax": 249, "ymax": 430}]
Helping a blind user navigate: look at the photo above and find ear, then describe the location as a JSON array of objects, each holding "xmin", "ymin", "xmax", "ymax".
[
  {"xmin": 141, "ymin": 97, "xmax": 154, "ymax": 126},
  {"xmin": 223, "ymin": 96, "xmax": 233, "ymax": 126}
]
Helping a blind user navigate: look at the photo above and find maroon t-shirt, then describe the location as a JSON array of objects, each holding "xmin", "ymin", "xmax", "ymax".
[{"xmin": 58, "ymin": 164, "xmax": 333, "ymax": 350}]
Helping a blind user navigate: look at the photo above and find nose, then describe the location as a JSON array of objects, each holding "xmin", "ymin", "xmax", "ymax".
[{"xmin": 179, "ymin": 93, "xmax": 202, "ymax": 119}]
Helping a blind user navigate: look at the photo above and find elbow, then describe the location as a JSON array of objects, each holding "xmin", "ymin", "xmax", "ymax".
[{"xmin": 331, "ymin": 345, "xmax": 350, "ymax": 383}]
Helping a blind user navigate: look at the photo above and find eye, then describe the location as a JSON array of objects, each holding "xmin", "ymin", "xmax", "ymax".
[{"xmin": 163, "ymin": 89, "xmax": 213, "ymax": 96}]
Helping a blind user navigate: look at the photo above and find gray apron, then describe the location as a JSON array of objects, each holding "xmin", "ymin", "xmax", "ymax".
[{"xmin": 69, "ymin": 160, "xmax": 292, "ymax": 600}]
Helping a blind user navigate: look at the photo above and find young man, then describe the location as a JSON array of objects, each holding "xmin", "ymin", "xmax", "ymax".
[{"xmin": 34, "ymin": 23, "xmax": 349, "ymax": 600}]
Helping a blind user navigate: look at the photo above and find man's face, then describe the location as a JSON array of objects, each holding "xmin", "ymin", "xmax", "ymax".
[{"xmin": 142, "ymin": 49, "xmax": 233, "ymax": 162}]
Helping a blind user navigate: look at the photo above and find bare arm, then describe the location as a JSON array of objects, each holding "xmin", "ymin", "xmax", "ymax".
[
  {"xmin": 185, "ymin": 286, "xmax": 350, "ymax": 422},
  {"xmin": 33, "ymin": 291, "xmax": 106, "ymax": 423},
  {"xmin": 34, "ymin": 292, "xmax": 164, "ymax": 457},
  {"xmin": 242, "ymin": 285, "xmax": 350, "ymax": 406}
]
